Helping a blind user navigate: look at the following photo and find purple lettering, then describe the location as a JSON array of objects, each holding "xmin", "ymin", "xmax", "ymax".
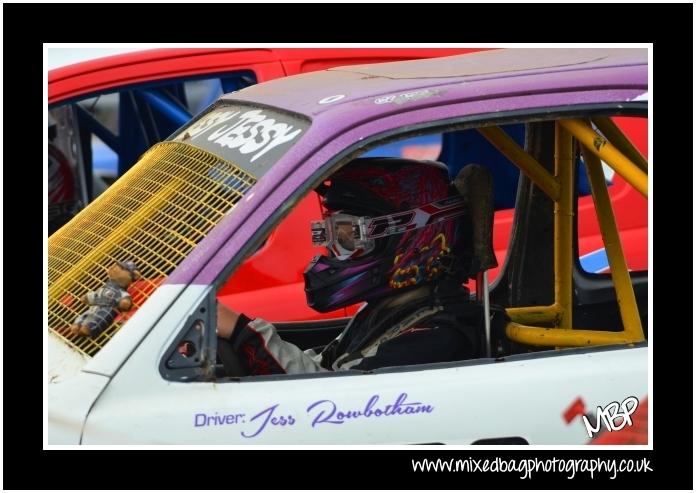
[
  {"xmin": 242, "ymin": 404, "xmax": 296, "ymax": 438},
  {"xmin": 307, "ymin": 399, "xmax": 341, "ymax": 427},
  {"xmin": 242, "ymin": 404, "xmax": 278, "ymax": 438},
  {"xmin": 363, "ymin": 395, "xmax": 379, "ymax": 417},
  {"xmin": 193, "ymin": 411, "xmax": 246, "ymax": 428},
  {"xmin": 307, "ymin": 393, "xmax": 434, "ymax": 427}
]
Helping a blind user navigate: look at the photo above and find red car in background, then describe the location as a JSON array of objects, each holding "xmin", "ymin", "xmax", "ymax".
[{"xmin": 48, "ymin": 48, "xmax": 647, "ymax": 324}]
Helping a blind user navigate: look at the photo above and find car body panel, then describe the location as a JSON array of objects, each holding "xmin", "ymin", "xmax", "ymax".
[
  {"xmin": 82, "ymin": 339, "xmax": 647, "ymax": 444},
  {"xmin": 47, "ymin": 371, "xmax": 110, "ymax": 445},
  {"xmin": 225, "ymin": 49, "xmax": 646, "ymax": 116}
]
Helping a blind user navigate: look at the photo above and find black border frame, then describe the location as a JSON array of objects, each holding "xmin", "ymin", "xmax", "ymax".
[{"xmin": 5, "ymin": 2, "xmax": 691, "ymax": 490}]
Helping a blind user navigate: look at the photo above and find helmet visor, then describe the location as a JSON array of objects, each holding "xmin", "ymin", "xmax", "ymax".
[
  {"xmin": 310, "ymin": 195, "xmax": 468, "ymax": 260},
  {"xmin": 311, "ymin": 213, "xmax": 375, "ymax": 260}
]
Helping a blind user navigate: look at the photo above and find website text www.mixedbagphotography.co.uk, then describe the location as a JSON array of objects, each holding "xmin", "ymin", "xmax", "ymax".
[{"xmin": 411, "ymin": 456, "xmax": 652, "ymax": 479}]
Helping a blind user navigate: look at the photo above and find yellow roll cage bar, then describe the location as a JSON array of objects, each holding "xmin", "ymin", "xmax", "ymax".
[{"xmin": 478, "ymin": 118, "xmax": 647, "ymax": 348}]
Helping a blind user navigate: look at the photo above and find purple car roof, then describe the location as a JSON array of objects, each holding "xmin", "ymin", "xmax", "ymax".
[
  {"xmin": 170, "ymin": 48, "xmax": 647, "ymax": 285},
  {"xmin": 225, "ymin": 48, "xmax": 647, "ymax": 119}
]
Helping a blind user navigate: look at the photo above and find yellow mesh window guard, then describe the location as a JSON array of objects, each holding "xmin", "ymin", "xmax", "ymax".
[{"xmin": 48, "ymin": 142, "xmax": 257, "ymax": 357}]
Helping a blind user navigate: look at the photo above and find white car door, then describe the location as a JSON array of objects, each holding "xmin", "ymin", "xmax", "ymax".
[{"xmin": 81, "ymin": 284, "xmax": 648, "ymax": 445}]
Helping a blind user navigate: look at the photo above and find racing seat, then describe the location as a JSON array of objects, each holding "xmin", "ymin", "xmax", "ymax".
[{"xmin": 454, "ymin": 164, "xmax": 500, "ymax": 357}]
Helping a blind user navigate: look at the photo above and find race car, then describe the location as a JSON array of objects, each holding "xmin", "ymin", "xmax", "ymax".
[
  {"xmin": 48, "ymin": 48, "xmax": 646, "ymax": 327},
  {"xmin": 48, "ymin": 48, "xmax": 649, "ymax": 445}
]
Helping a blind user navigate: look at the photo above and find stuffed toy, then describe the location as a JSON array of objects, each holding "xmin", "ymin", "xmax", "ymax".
[{"xmin": 69, "ymin": 261, "xmax": 141, "ymax": 338}]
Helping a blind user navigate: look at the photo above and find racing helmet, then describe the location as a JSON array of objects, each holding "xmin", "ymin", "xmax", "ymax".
[{"xmin": 304, "ymin": 157, "xmax": 471, "ymax": 312}]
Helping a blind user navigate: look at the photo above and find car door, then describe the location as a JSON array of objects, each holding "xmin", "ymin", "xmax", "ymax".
[{"xmin": 81, "ymin": 285, "xmax": 647, "ymax": 445}]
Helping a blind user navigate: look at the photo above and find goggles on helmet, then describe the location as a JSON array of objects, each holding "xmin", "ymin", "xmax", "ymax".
[{"xmin": 311, "ymin": 195, "xmax": 467, "ymax": 260}]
